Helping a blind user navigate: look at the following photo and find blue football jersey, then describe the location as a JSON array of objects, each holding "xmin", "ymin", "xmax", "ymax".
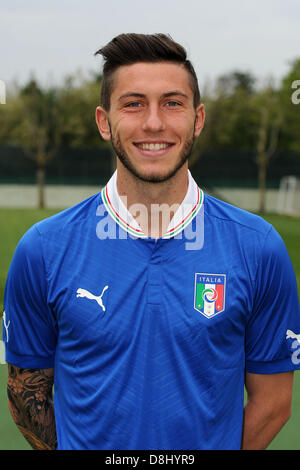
[{"xmin": 3, "ymin": 171, "xmax": 300, "ymax": 450}]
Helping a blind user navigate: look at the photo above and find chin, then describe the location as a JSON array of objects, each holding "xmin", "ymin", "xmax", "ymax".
[{"xmin": 131, "ymin": 164, "xmax": 185, "ymax": 184}]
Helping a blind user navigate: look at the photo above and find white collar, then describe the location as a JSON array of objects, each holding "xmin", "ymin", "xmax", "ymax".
[{"xmin": 101, "ymin": 170, "xmax": 204, "ymax": 239}]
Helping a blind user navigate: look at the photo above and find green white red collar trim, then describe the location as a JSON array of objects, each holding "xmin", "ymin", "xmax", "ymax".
[{"xmin": 101, "ymin": 170, "xmax": 204, "ymax": 239}]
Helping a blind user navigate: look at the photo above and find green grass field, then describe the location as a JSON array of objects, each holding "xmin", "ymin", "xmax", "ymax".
[{"xmin": 0, "ymin": 209, "xmax": 299, "ymax": 450}]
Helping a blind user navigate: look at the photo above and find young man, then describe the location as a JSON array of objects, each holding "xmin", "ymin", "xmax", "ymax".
[{"xmin": 3, "ymin": 33, "xmax": 300, "ymax": 451}]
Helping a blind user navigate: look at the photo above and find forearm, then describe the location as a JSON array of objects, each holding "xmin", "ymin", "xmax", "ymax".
[
  {"xmin": 7, "ymin": 364, "xmax": 57, "ymax": 450},
  {"xmin": 241, "ymin": 398, "xmax": 291, "ymax": 450}
]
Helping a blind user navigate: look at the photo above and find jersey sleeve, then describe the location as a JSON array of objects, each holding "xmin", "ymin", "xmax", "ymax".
[
  {"xmin": 3, "ymin": 225, "xmax": 57, "ymax": 369},
  {"xmin": 245, "ymin": 225, "xmax": 300, "ymax": 374}
]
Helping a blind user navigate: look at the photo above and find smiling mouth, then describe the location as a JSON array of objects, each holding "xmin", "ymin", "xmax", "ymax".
[{"xmin": 134, "ymin": 142, "xmax": 174, "ymax": 151}]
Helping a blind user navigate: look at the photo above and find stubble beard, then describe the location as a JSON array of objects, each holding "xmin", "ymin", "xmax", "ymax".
[{"xmin": 109, "ymin": 122, "xmax": 196, "ymax": 184}]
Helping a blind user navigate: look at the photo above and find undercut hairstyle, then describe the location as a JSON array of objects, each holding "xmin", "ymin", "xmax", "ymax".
[{"xmin": 94, "ymin": 33, "xmax": 201, "ymax": 110}]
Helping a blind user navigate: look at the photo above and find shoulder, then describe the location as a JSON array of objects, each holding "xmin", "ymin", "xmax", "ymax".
[
  {"xmin": 203, "ymin": 193, "xmax": 272, "ymax": 237},
  {"xmin": 203, "ymin": 193, "xmax": 291, "ymax": 268},
  {"xmin": 13, "ymin": 192, "xmax": 103, "ymax": 260},
  {"xmin": 34, "ymin": 192, "xmax": 102, "ymax": 237}
]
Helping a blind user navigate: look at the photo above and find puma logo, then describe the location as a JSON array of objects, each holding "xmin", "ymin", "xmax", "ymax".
[
  {"xmin": 76, "ymin": 286, "xmax": 108, "ymax": 312},
  {"xmin": 286, "ymin": 329, "xmax": 300, "ymax": 343},
  {"xmin": 3, "ymin": 311, "xmax": 10, "ymax": 342}
]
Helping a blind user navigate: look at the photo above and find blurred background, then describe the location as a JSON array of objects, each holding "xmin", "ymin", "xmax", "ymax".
[{"xmin": 0, "ymin": 0, "xmax": 299, "ymax": 450}]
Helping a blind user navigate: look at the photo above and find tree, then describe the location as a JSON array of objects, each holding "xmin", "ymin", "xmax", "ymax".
[
  {"xmin": 58, "ymin": 72, "xmax": 102, "ymax": 148},
  {"xmin": 57, "ymin": 72, "xmax": 116, "ymax": 173},
  {"xmin": 217, "ymin": 70, "xmax": 256, "ymax": 96},
  {"xmin": 10, "ymin": 79, "xmax": 62, "ymax": 208},
  {"xmin": 254, "ymin": 59, "xmax": 300, "ymax": 212},
  {"xmin": 278, "ymin": 59, "xmax": 300, "ymax": 152},
  {"xmin": 254, "ymin": 85, "xmax": 282, "ymax": 212}
]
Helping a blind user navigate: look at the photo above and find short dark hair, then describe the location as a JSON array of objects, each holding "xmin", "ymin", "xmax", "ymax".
[{"xmin": 94, "ymin": 33, "xmax": 201, "ymax": 110}]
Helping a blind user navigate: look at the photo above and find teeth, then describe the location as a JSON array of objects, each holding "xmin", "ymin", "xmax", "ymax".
[{"xmin": 139, "ymin": 143, "xmax": 169, "ymax": 150}]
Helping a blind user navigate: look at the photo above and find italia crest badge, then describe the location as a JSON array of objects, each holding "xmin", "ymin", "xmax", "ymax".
[{"xmin": 194, "ymin": 273, "xmax": 226, "ymax": 318}]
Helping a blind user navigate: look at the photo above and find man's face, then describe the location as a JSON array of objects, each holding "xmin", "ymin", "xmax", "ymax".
[{"xmin": 96, "ymin": 62, "xmax": 205, "ymax": 183}]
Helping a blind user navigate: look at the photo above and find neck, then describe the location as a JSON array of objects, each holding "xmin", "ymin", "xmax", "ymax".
[{"xmin": 116, "ymin": 163, "xmax": 189, "ymax": 238}]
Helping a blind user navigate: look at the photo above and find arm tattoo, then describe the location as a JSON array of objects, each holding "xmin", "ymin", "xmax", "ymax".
[{"xmin": 7, "ymin": 364, "xmax": 57, "ymax": 450}]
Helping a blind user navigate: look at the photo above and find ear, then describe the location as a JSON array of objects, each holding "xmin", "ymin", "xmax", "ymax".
[
  {"xmin": 194, "ymin": 103, "xmax": 206, "ymax": 138},
  {"xmin": 95, "ymin": 106, "xmax": 111, "ymax": 141}
]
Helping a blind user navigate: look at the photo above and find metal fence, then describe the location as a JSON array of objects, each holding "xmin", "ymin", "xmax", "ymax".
[{"xmin": 0, "ymin": 145, "xmax": 299, "ymax": 189}]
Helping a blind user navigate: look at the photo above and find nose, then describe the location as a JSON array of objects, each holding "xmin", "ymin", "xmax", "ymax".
[{"xmin": 142, "ymin": 104, "xmax": 165, "ymax": 132}]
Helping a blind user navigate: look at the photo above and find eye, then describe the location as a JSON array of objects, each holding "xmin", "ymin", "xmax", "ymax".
[
  {"xmin": 125, "ymin": 101, "xmax": 142, "ymax": 108},
  {"xmin": 166, "ymin": 100, "xmax": 181, "ymax": 107}
]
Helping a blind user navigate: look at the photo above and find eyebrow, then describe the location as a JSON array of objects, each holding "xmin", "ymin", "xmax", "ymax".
[{"xmin": 118, "ymin": 90, "xmax": 189, "ymax": 101}]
